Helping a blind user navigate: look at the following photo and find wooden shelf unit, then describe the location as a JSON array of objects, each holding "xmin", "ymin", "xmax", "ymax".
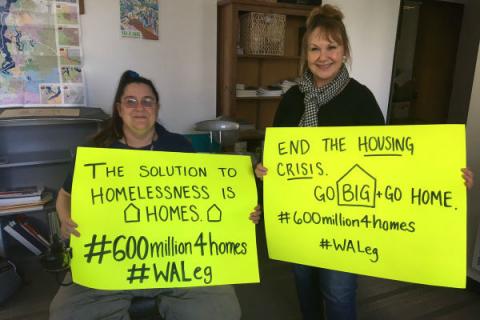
[{"xmin": 217, "ymin": 0, "xmax": 312, "ymax": 130}]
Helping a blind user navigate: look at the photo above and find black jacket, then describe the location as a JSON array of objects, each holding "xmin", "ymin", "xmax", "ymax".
[{"xmin": 273, "ymin": 79, "xmax": 385, "ymax": 127}]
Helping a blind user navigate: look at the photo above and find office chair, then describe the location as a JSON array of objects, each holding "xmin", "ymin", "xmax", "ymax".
[{"xmin": 128, "ymin": 297, "xmax": 163, "ymax": 320}]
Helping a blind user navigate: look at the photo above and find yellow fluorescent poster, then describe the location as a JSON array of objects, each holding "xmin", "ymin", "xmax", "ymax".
[
  {"xmin": 70, "ymin": 147, "xmax": 259, "ymax": 290},
  {"xmin": 263, "ymin": 125, "xmax": 466, "ymax": 288}
]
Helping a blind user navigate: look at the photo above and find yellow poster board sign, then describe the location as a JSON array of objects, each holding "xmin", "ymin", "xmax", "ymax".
[
  {"xmin": 70, "ymin": 147, "xmax": 259, "ymax": 290},
  {"xmin": 263, "ymin": 125, "xmax": 466, "ymax": 288}
]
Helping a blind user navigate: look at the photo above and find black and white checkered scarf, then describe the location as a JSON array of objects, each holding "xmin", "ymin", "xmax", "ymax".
[{"xmin": 298, "ymin": 64, "xmax": 350, "ymax": 126}]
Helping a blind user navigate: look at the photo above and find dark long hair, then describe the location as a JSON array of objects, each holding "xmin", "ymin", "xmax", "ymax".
[
  {"xmin": 92, "ymin": 70, "xmax": 159, "ymax": 147},
  {"xmin": 300, "ymin": 4, "xmax": 351, "ymax": 74}
]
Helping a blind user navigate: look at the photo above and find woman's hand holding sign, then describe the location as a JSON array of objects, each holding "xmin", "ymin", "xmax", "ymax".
[
  {"xmin": 249, "ymin": 205, "xmax": 262, "ymax": 224},
  {"xmin": 57, "ymin": 188, "xmax": 80, "ymax": 239},
  {"xmin": 254, "ymin": 163, "xmax": 268, "ymax": 181},
  {"xmin": 462, "ymin": 168, "xmax": 474, "ymax": 190}
]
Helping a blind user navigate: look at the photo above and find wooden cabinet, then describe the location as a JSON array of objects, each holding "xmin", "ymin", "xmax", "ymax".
[{"xmin": 217, "ymin": 0, "xmax": 312, "ymax": 132}]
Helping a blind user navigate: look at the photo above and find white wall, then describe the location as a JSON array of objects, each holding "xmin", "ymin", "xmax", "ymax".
[
  {"xmin": 325, "ymin": 0, "xmax": 400, "ymax": 117},
  {"xmin": 80, "ymin": 0, "xmax": 398, "ymax": 132},
  {"xmin": 80, "ymin": 0, "xmax": 217, "ymax": 133}
]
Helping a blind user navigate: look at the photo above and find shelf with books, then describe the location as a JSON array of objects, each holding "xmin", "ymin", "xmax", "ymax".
[
  {"xmin": 0, "ymin": 212, "xmax": 52, "ymax": 257},
  {"xmin": 3, "ymin": 220, "xmax": 49, "ymax": 256},
  {"xmin": 0, "ymin": 107, "xmax": 107, "ymax": 259},
  {"xmin": 217, "ymin": 0, "xmax": 310, "ymax": 130},
  {"xmin": 0, "ymin": 188, "xmax": 54, "ymax": 217},
  {"xmin": 0, "ymin": 190, "xmax": 54, "ymax": 257},
  {"xmin": 0, "ymin": 186, "xmax": 44, "ymax": 202}
]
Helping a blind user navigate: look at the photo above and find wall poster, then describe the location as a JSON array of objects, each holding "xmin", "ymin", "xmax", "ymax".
[
  {"xmin": 120, "ymin": 0, "xmax": 159, "ymax": 40},
  {"xmin": 0, "ymin": 0, "xmax": 86, "ymax": 107}
]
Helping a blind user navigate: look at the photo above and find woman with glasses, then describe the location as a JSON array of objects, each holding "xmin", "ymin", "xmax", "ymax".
[{"xmin": 50, "ymin": 70, "xmax": 260, "ymax": 320}]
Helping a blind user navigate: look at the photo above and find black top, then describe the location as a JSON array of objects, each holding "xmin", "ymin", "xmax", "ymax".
[
  {"xmin": 62, "ymin": 123, "xmax": 194, "ymax": 193},
  {"xmin": 273, "ymin": 79, "xmax": 385, "ymax": 127}
]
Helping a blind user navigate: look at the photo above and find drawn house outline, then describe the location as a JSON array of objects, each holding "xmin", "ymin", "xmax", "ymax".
[
  {"xmin": 124, "ymin": 203, "xmax": 141, "ymax": 223},
  {"xmin": 207, "ymin": 204, "xmax": 222, "ymax": 222},
  {"xmin": 336, "ymin": 164, "xmax": 377, "ymax": 208}
]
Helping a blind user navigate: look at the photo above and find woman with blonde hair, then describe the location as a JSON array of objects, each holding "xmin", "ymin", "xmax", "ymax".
[
  {"xmin": 255, "ymin": 4, "xmax": 474, "ymax": 319},
  {"xmin": 256, "ymin": 5, "xmax": 384, "ymax": 319}
]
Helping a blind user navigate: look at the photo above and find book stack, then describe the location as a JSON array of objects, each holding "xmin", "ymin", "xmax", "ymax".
[
  {"xmin": 257, "ymin": 86, "xmax": 283, "ymax": 97},
  {"xmin": 236, "ymin": 81, "xmax": 298, "ymax": 98},
  {"xmin": 236, "ymin": 83, "xmax": 258, "ymax": 97},
  {"xmin": 0, "ymin": 186, "xmax": 53, "ymax": 215},
  {"xmin": 3, "ymin": 215, "xmax": 50, "ymax": 255},
  {"xmin": 279, "ymin": 79, "xmax": 298, "ymax": 93}
]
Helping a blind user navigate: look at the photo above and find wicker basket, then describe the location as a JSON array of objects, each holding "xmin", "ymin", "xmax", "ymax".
[{"xmin": 240, "ymin": 12, "xmax": 286, "ymax": 56}]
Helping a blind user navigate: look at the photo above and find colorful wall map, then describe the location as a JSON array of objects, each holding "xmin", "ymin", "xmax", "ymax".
[{"xmin": 0, "ymin": 0, "xmax": 85, "ymax": 107}]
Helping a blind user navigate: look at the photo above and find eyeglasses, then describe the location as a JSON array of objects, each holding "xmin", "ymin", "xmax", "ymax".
[{"xmin": 122, "ymin": 96, "xmax": 157, "ymax": 109}]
